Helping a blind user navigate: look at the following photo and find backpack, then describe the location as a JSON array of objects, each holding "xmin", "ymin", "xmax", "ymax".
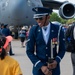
[{"xmin": 65, "ymin": 24, "xmax": 75, "ymax": 52}]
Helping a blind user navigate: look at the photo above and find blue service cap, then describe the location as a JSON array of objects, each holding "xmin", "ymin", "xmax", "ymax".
[
  {"xmin": 1, "ymin": 23, "xmax": 4, "ymax": 26},
  {"xmin": 32, "ymin": 7, "xmax": 53, "ymax": 18},
  {"xmin": 4, "ymin": 24, "xmax": 8, "ymax": 26}
]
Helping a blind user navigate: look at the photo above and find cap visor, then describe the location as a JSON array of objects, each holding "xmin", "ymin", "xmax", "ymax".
[
  {"xmin": 3, "ymin": 36, "xmax": 13, "ymax": 49},
  {"xmin": 6, "ymin": 36, "xmax": 13, "ymax": 42}
]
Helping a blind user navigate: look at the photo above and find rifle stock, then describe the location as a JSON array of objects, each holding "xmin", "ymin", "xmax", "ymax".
[{"xmin": 48, "ymin": 57, "xmax": 54, "ymax": 64}]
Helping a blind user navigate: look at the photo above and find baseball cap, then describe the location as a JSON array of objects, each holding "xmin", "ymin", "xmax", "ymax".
[
  {"xmin": 0, "ymin": 36, "xmax": 13, "ymax": 53},
  {"xmin": 3, "ymin": 36, "xmax": 13, "ymax": 49}
]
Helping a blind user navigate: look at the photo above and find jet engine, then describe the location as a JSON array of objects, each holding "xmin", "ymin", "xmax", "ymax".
[
  {"xmin": 41, "ymin": 0, "xmax": 75, "ymax": 19},
  {"xmin": 59, "ymin": 2, "xmax": 75, "ymax": 19}
]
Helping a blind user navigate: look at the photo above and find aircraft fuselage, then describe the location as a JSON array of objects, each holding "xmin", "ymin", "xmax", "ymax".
[{"xmin": 0, "ymin": 0, "xmax": 43, "ymax": 26}]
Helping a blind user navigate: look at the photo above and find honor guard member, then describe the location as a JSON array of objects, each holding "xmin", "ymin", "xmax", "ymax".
[{"xmin": 26, "ymin": 7, "xmax": 66, "ymax": 75}]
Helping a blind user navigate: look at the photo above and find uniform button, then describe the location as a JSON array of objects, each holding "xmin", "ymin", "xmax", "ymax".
[
  {"xmin": 46, "ymin": 54, "xmax": 48, "ymax": 56},
  {"xmin": 46, "ymin": 47, "xmax": 48, "ymax": 49}
]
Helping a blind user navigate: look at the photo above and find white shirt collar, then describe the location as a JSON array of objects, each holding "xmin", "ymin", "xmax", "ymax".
[
  {"xmin": 42, "ymin": 23, "xmax": 50, "ymax": 44},
  {"xmin": 42, "ymin": 23, "xmax": 50, "ymax": 31}
]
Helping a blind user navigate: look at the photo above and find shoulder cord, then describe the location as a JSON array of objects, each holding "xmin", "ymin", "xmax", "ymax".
[{"xmin": 57, "ymin": 25, "xmax": 62, "ymax": 53}]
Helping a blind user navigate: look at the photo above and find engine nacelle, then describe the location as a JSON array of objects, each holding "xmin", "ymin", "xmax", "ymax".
[{"xmin": 59, "ymin": 2, "xmax": 75, "ymax": 19}]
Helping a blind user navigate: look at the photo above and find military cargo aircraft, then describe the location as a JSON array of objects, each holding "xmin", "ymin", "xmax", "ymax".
[
  {"xmin": 0, "ymin": 0, "xmax": 43, "ymax": 26},
  {"xmin": 0, "ymin": 0, "xmax": 75, "ymax": 26}
]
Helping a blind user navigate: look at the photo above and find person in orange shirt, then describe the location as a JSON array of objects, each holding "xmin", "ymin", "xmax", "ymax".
[{"xmin": 0, "ymin": 35, "xmax": 22, "ymax": 75}]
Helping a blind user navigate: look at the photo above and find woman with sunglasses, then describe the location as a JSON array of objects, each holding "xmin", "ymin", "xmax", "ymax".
[{"xmin": 26, "ymin": 7, "xmax": 66, "ymax": 75}]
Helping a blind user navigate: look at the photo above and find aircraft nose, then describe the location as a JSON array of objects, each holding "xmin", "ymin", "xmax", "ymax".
[
  {"xmin": 14, "ymin": 0, "xmax": 25, "ymax": 11},
  {"xmin": 12, "ymin": 0, "xmax": 26, "ymax": 19}
]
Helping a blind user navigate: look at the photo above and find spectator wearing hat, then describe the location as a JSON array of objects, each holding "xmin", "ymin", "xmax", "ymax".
[
  {"xmin": 19, "ymin": 26, "xmax": 26, "ymax": 47},
  {"xmin": 1, "ymin": 23, "xmax": 4, "ymax": 29},
  {"xmin": 0, "ymin": 23, "xmax": 4, "ymax": 34},
  {"xmin": 26, "ymin": 7, "xmax": 66, "ymax": 75},
  {"xmin": 1, "ymin": 24, "xmax": 15, "ymax": 56},
  {"xmin": 0, "ymin": 35, "xmax": 22, "ymax": 75}
]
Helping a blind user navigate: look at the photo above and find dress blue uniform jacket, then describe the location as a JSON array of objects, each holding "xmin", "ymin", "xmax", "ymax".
[
  {"xmin": 2, "ymin": 28, "xmax": 11, "ymax": 36},
  {"xmin": 26, "ymin": 23, "xmax": 66, "ymax": 75}
]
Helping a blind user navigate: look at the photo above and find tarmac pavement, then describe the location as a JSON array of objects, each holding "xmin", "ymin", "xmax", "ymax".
[{"xmin": 11, "ymin": 40, "xmax": 73, "ymax": 75}]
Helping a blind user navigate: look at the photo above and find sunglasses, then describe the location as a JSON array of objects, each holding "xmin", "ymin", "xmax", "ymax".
[{"xmin": 35, "ymin": 17, "xmax": 43, "ymax": 20}]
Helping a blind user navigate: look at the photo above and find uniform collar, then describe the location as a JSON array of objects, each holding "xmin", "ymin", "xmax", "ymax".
[{"xmin": 42, "ymin": 23, "xmax": 50, "ymax": 30}]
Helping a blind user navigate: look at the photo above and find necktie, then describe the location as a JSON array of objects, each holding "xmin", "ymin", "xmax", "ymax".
[{"xmin": 43, "ymin": 27, "xmax": 47, "ymax": 31}]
